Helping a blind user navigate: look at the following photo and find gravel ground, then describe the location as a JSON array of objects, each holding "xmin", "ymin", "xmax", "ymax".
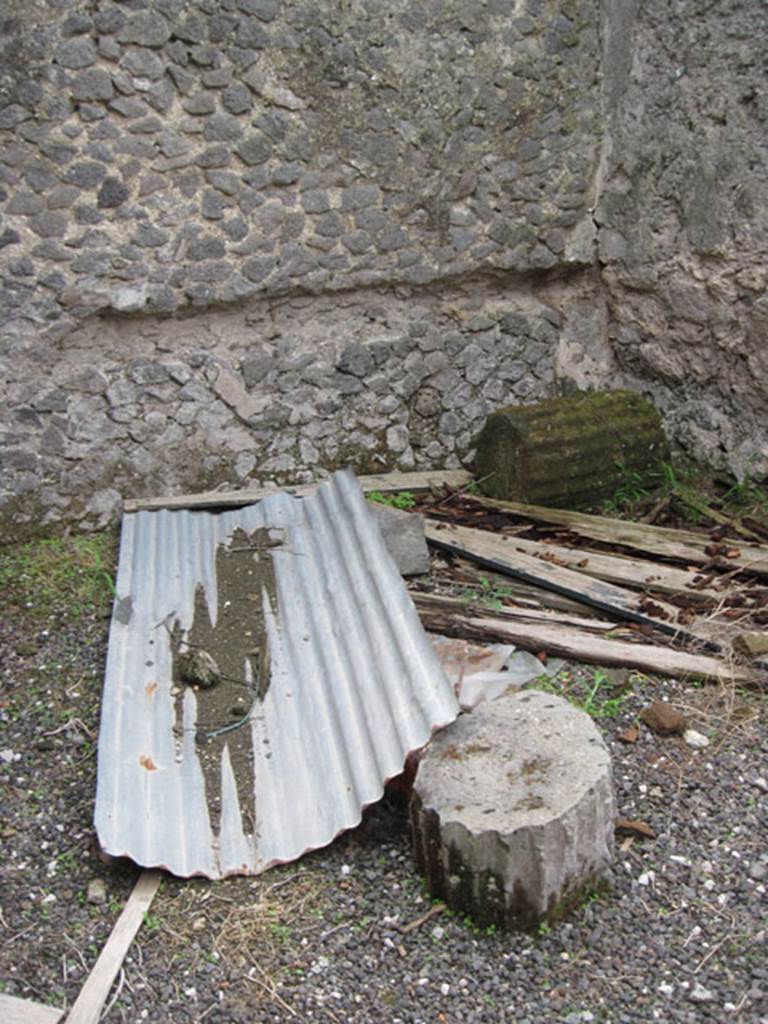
[{"xmin": 1, "ymin": 532, "xmax": 767, "ymax": 1024}]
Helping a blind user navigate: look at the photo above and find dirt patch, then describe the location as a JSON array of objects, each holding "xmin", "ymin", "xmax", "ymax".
[{"xmin": 169, "ymin": 527, "xmax": 282, "ymax": 838}]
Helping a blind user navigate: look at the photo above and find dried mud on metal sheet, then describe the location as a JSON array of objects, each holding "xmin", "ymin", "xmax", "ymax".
[{"xmin": 95, "ymin": 469, "xmax": 459, "ymax": 879}]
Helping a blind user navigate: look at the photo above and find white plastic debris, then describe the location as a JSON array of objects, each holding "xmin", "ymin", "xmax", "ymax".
[{"xmin": 430, "ymin": 634, "xmax": 562, "ymax": 710}]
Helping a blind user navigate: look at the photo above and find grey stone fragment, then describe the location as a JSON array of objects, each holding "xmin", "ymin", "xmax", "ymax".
[
  {"xmin": 222, "ymin": 83, "xmax": 252, "ymax": 113},
  {"xmin": 204, "ymin": 114, "xmax": 243, "ymax": 142},
  {"xmin": 118, "ymin": 13, "xmax": 171, "ymax": 47},
  {"xmin": 122, "ymin": 48, "xmax": 165, "ymax": 79},
  {"xmin": 369, "ymin": 502, "xmax": 430, "ymax": 577},
  {"xmin": 97, "ymin": 177, "xmax": 130, "ymax": 208},
  {"xmin": 62, "ymin": 12, "xmax": 94, "ymax": 36},
  {"xmin": 206, "ymin": 170, "xmax": 239, "ymax": 194},
  {"xmin": 411, "ymin": 690, "xmax": 615, "ymax": 929},
  {"xmin": 86, "ymin": 878, "xmax": 107, "ymax": 905},
  {"xmin": 337, "ymin": 343, "xmax": 374, "ymax": 378},
  {"xmin": 182, "ymin": 91, "xmax": 216, "ymax": 115},
  {"xmin": 201, "ymin": 190, "xmax": 225, "ymax": 219},
  {"xmin": 128, "ymin": 115, "xmax": 163, "ymax": 135},
  {"xmin": 315, "ymin": 211, "xmax": 345, "ymax": 237},
  {"xmin": 64, "ymin": 161, "xmax": 107, "ymax": 188},
  {"xmin": 29, "ymin": 212, "xmax": 68, "ymax": 238},
  {"xmin": 0, "ymin": 105, "xmax": 31, "ymax": 129},
  {"xmin": 133, "ymin": 223, "xmax": 169, "ymax": 247},
  {"xmin": 178, "ymin": 648, "xmax": 220, "ymax": 689},
  {"xmin": 56, "ymin": 39, "xmax": 97, "ymax": 69},
  {"xmin": 94, "ymin": 8, "xmax": 126, "ymax": 34},
  {"xmin": 7, "ymin": 192, "xmax": 44, "ymax": 215},
  {"xmin": 237, "ymin": 133, "xmax": 271, "ymax": 165},
  {"xmin": 188, "ymin": 236, "xmax": 226, "ymax": 261},
  {"xmin": 71, "ymin": 69, "xmax": 114, "ymax": 101},
  {"xmin": 0, "ymin": 229, "xmax": 20, "ymax": 249},
  {"xmin": 241, "ymin": 353, "xmax": 272, "ymax": 386}
]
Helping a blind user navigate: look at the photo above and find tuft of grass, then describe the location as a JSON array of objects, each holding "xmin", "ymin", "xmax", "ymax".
[
  {"xmin": 0, "ymin": 531, "xmax": 117, "ymax": 620},
  {"xmin": 368, "ymin": 489, "xmax": 417, "ymax": 510},
  {"xmin": 531, "ymin": 669, "xmax": 630, "ymax": 719}
]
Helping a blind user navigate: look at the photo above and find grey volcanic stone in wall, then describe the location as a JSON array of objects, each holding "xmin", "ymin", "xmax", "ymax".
[{"xmin": 411, "ymin": 690, "xmax": 615, "ymax": 929}]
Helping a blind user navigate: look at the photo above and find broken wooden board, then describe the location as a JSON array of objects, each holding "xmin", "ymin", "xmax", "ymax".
[
  {"xmin": 424, "ymin": 520, "xmax": 687, "ymax": 637},
  {"xmin": 455, "ymin": 529, "xmax": 724, "ymax": 605},
  {"xmin": 65, "ymin": 871, "xmax": 161, "ymax": 1024},
  {"xmin": 414, "ymin": 594, "xmax": 761, "ymax": 687},
  {"xmin": 0, "ymin": 994, "xmax": 63, "ymax": 1024},
  {"xmin": 124, "ymin": 469, "xmax": 472, "ymax": 513},
  {"xmin": 471, "ymin": 495, "xmax": 768, "ymax": 577}
]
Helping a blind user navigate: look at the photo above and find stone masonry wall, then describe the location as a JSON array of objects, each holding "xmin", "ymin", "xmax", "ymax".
[
  {"xmin": 0, "ymin": 0, "xmax": 605, "ymax": 536},
  {"xmin": 2, "ymin": 0, "xmax": 766, "ymax": 539},
  {"xmin": 598, "ymin": 0, "xmax": 768, "ymax": 479}
]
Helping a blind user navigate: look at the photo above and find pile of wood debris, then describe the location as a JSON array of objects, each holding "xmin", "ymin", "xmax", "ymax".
[{"xmin": 409, "ymin": 485, "xmax": 768, "ymax": 690}]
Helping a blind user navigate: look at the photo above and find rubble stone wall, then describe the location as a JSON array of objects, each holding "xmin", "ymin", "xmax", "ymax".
[
  {"xmin": 1, "ymin": 0, "xmax": 766, "ymax": 538},
  {"xmin": 0, "ymin": 0, "xmax": 605, "ymax": 535}
]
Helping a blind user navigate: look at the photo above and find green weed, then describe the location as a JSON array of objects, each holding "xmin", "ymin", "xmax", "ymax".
[
  {"xmin": 463, "ymin": 574, "xmax": 517, "ymax": 611},
  {"xmin": 368, "ymin": 490, "xmax": 417, "ymax": 510},
  {"xmin": 143, "ymin": 912, "xmax": 161, "ymax": 935},
  {"xmin": 532, "ymin": 669, "xmax": 629, "ymax": 719}
]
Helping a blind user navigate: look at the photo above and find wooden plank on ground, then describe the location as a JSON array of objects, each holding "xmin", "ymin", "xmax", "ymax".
[
  {"xmin": 424, "ymin": 520, "xmax": 686, "ymax": 637},
  {"xmin": 472, "ymin": 495, "xmax": 768, "ymax": 576},
  {"xmin": 124, "ymin": 469, "xmax": 472, "ymax": 513},
  {"xmin": 414, "ymin": 594, "xmax": 761, "ymax": 687},
  {"xmin": 64, "ymin": 870, "xmax": 161, "ymax": 1024},
  {"xmin": 0, "ymin": 993, "xmax": 64, "ymax": 1024},
  {"xmin": 454, "ymin": 530, "xmax": 724, "ymax": 604}
]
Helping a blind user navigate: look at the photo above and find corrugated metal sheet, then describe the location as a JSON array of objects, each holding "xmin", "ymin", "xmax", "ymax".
[{"xmin": 95, "ymin": 469, "xmax": 458, "ymax": 878}]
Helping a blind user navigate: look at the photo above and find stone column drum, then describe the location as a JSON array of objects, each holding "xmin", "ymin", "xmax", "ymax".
[{"xmin": 410, "ymin": 689, "xmax": 615, "ymax": 930}]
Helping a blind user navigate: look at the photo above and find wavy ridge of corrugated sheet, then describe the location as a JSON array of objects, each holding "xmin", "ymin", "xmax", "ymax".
[{"xmin": 95, "ymin": 469, "xmax": 458, "ymax": 878}]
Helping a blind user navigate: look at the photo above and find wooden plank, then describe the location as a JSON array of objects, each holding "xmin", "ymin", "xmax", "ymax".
[
  {"xmin": 124, "ymin": 469, "xmax": 472, "ymax": 513},
  {"xmin": 414, "ymin": 594, "xmax": 761, "ymax": 686},
  {"xmin": 472, "ymin": 495, "xmax": 768, "ymax": 575},
  {"xmin": 453, "ymin": 529, "xmax": 724, "ymax": 604},
  {"xmin": 424, "ymin": 520, "xmax": 686, "ymax": 637},
  {"xmin": 0, "ymin": 993, "xmax": 63, "ymax": 1024},
  {"xmin": 64, "ymin": 871, "xmax": 161, "ymax": 1024}
]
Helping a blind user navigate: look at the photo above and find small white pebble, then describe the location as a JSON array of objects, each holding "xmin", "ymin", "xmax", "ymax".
[
  {"xmin": 638, "ymin": 870, "xmax": 655, "ymax": 887},
  {"xmin": 431, "ymin": 925, "xmax": 445, "ymax": 940},
  {"xmin": 440, "ymin": 983, "xmax": 450, "ymax": 996},
  {"xmin": 340, "ymin": 864, "xmax": 351, "ymax": 876},
  {"xmin": 684, "ymin": 729, "xmax": 710, "ymax": 749},
  {"xmin": 658, "ymin": 982, "xmax": 675, "ymax": 997}
]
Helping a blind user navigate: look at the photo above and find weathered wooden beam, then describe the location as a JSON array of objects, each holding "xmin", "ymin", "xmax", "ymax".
[
  {"xmin": 414, "ymin": 593, "xmax": 761, "ymax": 687},
  {"xmin": 424, "ymin": 520, "xmax": 692, "ymax": 641},
  {"xmin": 450, "ymin": 529, "xmax": 724, "ymax": 605},
  {"xmin": 123, "ymin": 469, "xmax": 471, "ymax": 513},
  {"xmin": 470, "ymin": 494, "xmax": 768, "ymax": 576},
  {"xmin": 0, "ymin": 994, "xmax": 63, "ymax": 1024}
]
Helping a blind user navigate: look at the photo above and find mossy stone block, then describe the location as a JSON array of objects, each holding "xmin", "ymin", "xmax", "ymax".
[{"xmin": 475, "ymin": 390, "xmax": 668, "ymax": 508}]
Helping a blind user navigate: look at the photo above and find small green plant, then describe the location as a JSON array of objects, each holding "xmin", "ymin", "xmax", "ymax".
[
  {"xmin": 463, "ymin": 575, "xmax": 517, "ymax": 611},
  {"xmin": 269, "ymin": 921, "xmax": 292, "ymax": 943},
  {"xmin": 531, "ymin": 669, "xmax": 628, "ymax": 719},
  {"xmin": 368, "ymin": 490, "xmax": 416, "ymax": 510},
  {"xmin": 143, "ymin": 912, "xmax": 161, "ymax": 935},
  {"xmin": 537, "ymin": 920, "xmax": 552, "ymax": 937}
]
